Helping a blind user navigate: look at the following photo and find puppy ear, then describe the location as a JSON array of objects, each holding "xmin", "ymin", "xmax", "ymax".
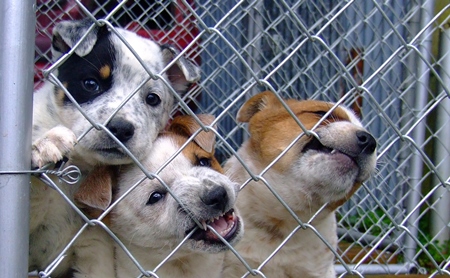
[
  {"xmin": 237, "ymin": 91, "xmax": 282, "ymax": 122},
  {"xmin": 74, "ymin": 166, "xmax": 114, "ymax": 213},
  {"xmin": 193, "ymin": 114, "xmax": 217, "ymax": 153},
  {"xmin": 168, "ymin": 114, "xmax": 216, "ymax": 153},
  {"xmin": 161, "ymin": 44, "xmax": 201, "ymax": 94},
  {"xmin": 52, "ymin": 18, "xmax": 108, "ymax": 60}
]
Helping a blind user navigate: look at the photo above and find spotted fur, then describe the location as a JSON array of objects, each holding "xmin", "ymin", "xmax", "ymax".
[{"xmin": 29, "ymin": 19, "xmax": 200, "ymax": 277}]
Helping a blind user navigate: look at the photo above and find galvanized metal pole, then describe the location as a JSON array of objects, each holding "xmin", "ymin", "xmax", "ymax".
[
  {"xmin": 0, "ymin": 0, "xmax": 35, "ymax": 277},
  {"xmin": 431, "ymin": 26, "xmax": 450, "ymax": 244},
  {"xmin": 404, "ymin": 0, "xmax": 435, "ymax": 266}
]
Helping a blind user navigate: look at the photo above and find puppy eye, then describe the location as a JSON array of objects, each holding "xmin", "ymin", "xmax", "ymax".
[
  {"xmin": 146, "ymin": 191, "xmax": 165, "ymax": 205},
  {"xmin": 314, "ymin": 111, "xmax": 329, "ymax": 118},
  {"xmin": 197, "ymin": 157, "xmax": 212, "ymax": 167},
  {"xmin": 146, "ymin": 93, "xmax": 161, "ymax": 106},
  {"xmin": 82, "ymin": 78, "xmax": 100, "ymax": 93}
]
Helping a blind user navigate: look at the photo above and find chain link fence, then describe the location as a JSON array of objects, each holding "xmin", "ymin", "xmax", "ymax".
[{"xmin": 4, "ymin": 0, "xmax": 449, "ymax": 276}]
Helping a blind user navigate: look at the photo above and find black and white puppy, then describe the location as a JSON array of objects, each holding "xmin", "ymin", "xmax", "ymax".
[{"xmin": 29, "ymin": 19, "xmax": 200, "ymax": 277}]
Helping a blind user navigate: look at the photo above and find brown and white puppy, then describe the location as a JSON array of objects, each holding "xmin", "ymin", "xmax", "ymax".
[
  {"xmin": 105, "ymin": 114, "xmax": 243, "ymax": 277},
  {"xmin": 222, "ymin": 91, "xmax": 377, "ymax": 278}
]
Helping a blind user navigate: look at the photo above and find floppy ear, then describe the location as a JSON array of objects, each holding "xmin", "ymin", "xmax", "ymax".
[
  {"xmin": 74, "ymin": 166, "xmax": 114, "ymax": 214},
  {"xmin": 161, "ymin": 44, "xmax": 201, "ymax": 94},
  {"xmin": 52, "ymin": 18, "xmax": 108, "ymax": 60},
  {"xmin": 168, "ymin": 114, "xmax": 216, "ymax": 153},
  {"xmin": 237, "ymin": 91, "xmax": 282, "ymax": 122}
]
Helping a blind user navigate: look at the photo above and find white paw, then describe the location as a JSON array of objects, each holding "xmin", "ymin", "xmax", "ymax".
[{"xmin": 32, "ymin": 126, "xmax": 77, "ymax": 168}]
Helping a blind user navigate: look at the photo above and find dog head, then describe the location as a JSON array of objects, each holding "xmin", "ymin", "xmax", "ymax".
[
  {"xmin": 109, "ymin": 115, "xmax": 242, "ymax": 253},
  {"xmin": 235, "ymin": 91, "xmax": 377, "ymax": 212},
  {"xmin": 49, "ymin": 19, "xmax": 200, "ymax": 167}
]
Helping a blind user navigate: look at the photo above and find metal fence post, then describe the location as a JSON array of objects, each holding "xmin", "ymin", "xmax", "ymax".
[
  {"xmin": 431, "ymin": 26, "xmax": 450, "ymax": 244},
  {"xmin": 404, "ymin": 0, "xmax": 435, "ymax": 265},
  {"xmin": 0, "ymin": 0, "xmax": 36, "ymax": 277}
]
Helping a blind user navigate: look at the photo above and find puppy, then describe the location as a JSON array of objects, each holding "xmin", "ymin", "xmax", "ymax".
[
  {"xmin": 84, "ymin": 114, "xmax": 243, "ymax": 277},
  {"xmin": 110, "ymin": 114, "xmax": 243, "ymax": 277},
  {"xmin": 222, "ymin": 91, "xmax": 377, "ymax": 278},
  {"xmin": 29, "ymin": 19, "xmax": 200, "ymax": 277}
]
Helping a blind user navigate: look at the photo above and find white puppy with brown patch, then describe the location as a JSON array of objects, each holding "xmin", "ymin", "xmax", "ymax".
[
  {"xmin": 222, "ymin": 91, "xmax": 377, "ymax": 278},
  {"xmin": 107, "ymin": 114, "xmax": 243, "ymax": 277}
]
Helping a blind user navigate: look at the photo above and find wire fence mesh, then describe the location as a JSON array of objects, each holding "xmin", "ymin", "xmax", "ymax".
[{"xmin": 19, "ymin": 0, "xmax": 450, "ymax": 276}]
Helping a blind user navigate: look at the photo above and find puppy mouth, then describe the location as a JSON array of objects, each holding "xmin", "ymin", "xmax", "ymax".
[
  {"xmin": 95, "ymin": 147, "xmax": 127, "ymax": 158},
  {"xmin": 187, "ymin": 209, "xmax": 240, "ymax": 244},
  {"xmin": 302, "ymin": 137, "xmax": 356, "ymax": 163}
]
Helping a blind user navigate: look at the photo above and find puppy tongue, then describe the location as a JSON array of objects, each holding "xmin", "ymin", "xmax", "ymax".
[
  {"xmin": 205, "ymin": 212, "xmax": 237, "ymax": 241},
  {"xmin": 209, "ymin": 217, "xmax": 228, "ymax": 232}
]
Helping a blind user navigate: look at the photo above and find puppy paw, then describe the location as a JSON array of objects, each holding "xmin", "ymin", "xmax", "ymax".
[{"xmin": 32, "ymin": 126, "xmax": 77, "ymax": 168}]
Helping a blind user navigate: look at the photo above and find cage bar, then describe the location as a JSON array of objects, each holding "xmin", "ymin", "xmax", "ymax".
[{"xmin": 0, "ymin": 0, "xmax": 35, "ymax": 277}]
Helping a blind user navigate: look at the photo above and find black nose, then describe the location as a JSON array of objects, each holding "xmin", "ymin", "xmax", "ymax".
[
  {"xmin": 201, "ymin": 186, "xmax": 228, "ymax": 213},
  {"xmin": 106, "ymin": 118, "xmax": 135, "ymax": 143},
  {"xmin": 356, "ymin": 130, "xmax": 376, "ymax": 155}
]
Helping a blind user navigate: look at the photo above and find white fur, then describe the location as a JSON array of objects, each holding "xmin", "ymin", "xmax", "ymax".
[
  {"xmin": 111, "ymin": 134, "xmax": 243, "ymax": 277},
  {"xmin": 29, "ymin": 20, "xmax": 199, "ymax": 277}
]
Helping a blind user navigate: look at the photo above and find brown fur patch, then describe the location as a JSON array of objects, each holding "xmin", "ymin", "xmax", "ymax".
[
  {"xmin": 55, "ymin": 82, "xmax": 68, "ymax": 106},
  {"xmin": 168, "ymin": 133, "xmax": 223, "ymax": 174},
  {"xmin": 165, "ymin": 114, "xmax": 222, "ymax": 173},
  {"xmin": 99, "ymin": 65, "xmax": 111, "ymax": 80},
  {"xmin": 239, "ymin": 91, "xmax": 363, "ymax": 209},
  {"xmin": 74, "ymin": 166, "xmax": 115, "ymax": 211},
  {"xmin": 243, "ymin": 94, "xmax": 352, "ymax": 173}
]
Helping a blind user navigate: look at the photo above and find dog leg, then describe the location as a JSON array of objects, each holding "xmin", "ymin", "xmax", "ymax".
[
  {"xmin": 72, "ymin": 226, "xmax": 115, "ymax": 278},
  {"xmin": 31, "ymin": 125, "xmax": 77, "ymax": 168}
]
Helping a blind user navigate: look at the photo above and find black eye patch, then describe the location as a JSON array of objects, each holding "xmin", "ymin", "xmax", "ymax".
[{"xmin": 56, "ymin": 33, "xmax": 115, "ymax": 105}]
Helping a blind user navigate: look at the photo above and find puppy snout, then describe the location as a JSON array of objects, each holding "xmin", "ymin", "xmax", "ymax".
[
  {"xmin": 107, "ymin": 118, "xmax": 135, "ymax": 143},
  {"xmin": 356, "ymin": 130, "xmax": 376, "ymax": 155},
  {"xmin": 201, "ymin": 186, "xmax": 229, "ymax": 213}
]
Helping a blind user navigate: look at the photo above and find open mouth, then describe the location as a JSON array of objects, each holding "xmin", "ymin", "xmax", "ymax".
[
  {"xmin": 187, "ymin": 209, "xmax": 240, "ymax": 244},
  {"xmin": 302, "ymin": 137, "xmax": 358, "ymax": 165},
  {"xmin": 302, "ymin": 137, "xmax": 335, "ymax": 154}
]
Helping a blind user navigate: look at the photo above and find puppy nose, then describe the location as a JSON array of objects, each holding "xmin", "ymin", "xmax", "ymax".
[
  {"xmin": 356, "ymin": 130, "xmax": 376, "ymax": 155},
  {"xmin": 201, "ymin": 186, "xmax": 228, "ymax": 213},
  {"xmin": 107, "ymin": 118, "xmax": 135, "ymax": 143}
]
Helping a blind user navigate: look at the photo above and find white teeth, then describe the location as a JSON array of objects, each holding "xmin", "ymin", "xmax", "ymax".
[
  {"xmin": 201, "ymin": 214, "xmax": 226, "ymax": 231},
  {"xmin": 331, "ymin": 149, "xmax": 337, "ymax": 154},
  {"xmin": 220, "ymin": 220, "xmax": 235, "ymax": 236}
]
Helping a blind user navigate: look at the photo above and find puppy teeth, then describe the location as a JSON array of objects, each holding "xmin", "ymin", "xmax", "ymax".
[
  {"xmin": 331, "ymin": 149, "xmax": 336, "ymax": 154},
  {"xmin": 201, "ymin": 221, "xmax": 207, "ymax": 231}
]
